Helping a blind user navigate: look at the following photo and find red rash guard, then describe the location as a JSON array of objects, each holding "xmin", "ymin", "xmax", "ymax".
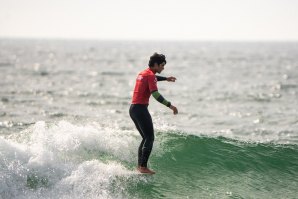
[{"xmin": 132, "ymin": 68, "xmax": 158, "ymax": 105}]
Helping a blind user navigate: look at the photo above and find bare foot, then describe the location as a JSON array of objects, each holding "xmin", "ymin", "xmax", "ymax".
[{"xmin": 137, "ymin": 166, "xmax": 156, "ymax": 174}]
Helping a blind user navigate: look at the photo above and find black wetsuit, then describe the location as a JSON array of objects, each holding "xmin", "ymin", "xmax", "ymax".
[{"xmin": 129, "ymin": 104, "xmax": 154, "ymax": 167}]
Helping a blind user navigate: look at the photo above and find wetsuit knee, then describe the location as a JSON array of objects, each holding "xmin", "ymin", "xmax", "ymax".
[
  {"xmin": 148, "ymin": 135, "xmax": 154, "ymax": 142},
  {"xmin": 143, "ymin": 135, "xmax": 154, "ymax": 150}
]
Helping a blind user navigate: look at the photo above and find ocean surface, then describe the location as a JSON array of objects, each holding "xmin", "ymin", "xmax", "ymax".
[{"xmin": 0, "ymin": 39, "xmax": 298, "ymax": 198}]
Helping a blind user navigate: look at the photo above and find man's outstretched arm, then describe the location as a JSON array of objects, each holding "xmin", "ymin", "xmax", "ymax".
[
  {"xmin": 156, "ymin": 75, "xmax": 177, "ymax": 82},
  {"xmin": 156, "ymin": 76, "xmax": 167, "ymax": 81}
]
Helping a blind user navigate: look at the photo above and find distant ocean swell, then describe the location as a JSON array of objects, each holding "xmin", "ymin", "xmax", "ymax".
[{"xmin": 1, "ymin": 121, "xmax": 298, "ymax": 198}]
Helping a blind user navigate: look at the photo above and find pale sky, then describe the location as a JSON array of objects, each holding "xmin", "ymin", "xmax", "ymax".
[{"xmin": 0, "ymin": 0, "xmax": 298, "ymax": 41}]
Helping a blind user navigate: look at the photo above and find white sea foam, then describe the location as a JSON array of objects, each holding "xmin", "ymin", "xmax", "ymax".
[{"xmin": 0, "ymin": 121, "xmax": 152, "ymax": 199}]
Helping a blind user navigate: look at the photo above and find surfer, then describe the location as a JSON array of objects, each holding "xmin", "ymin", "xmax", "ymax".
[{"xmin": 129, "ymin": 53, "xmax": 178, "ymax": 174}]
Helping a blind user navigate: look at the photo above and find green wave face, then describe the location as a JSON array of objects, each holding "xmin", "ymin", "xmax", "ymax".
[{"xmin": 126, "ymin": 133, "xmax": 298, "ymax": 199}]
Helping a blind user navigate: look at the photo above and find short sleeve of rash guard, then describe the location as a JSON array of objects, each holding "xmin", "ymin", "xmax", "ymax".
[{"xmin": 148, "ymin": 75, "xmax": 158, "ymax": 92}]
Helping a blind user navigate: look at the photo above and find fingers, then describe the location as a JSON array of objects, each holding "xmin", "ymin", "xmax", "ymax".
[
  {"xmin": 174, "ymin": 108, "xmax": 178, "ymax": 115},
  {"xmin": 170, "ymin": 105, "xmax": 178, "ymax": 115},
  {"xmin": 173, "ymin": 107, "xmax": 178, "ymax": 115},
  {"xmin": 167, "ymin": 76, "xmax": 177, "ymax": 82},
  {"xmin": 170, "ymin": 77, "xmax": 176, "ymax": 82}
]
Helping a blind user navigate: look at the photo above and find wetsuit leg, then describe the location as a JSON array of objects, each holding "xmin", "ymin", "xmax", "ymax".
[
  {"xmin": 130, "ymin": 117, "xmax": 145, "ymax": 166},
  {"xmin": 129, "ymin": 104, "xmax": 154, "ymax": 167}
]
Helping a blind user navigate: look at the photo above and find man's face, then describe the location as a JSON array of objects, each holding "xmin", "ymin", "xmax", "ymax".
[{"xmin": 156, "ymin": 62, "xmax": 165, "ymax": 74}]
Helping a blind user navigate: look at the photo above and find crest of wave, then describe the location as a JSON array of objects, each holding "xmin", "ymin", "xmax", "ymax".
[{"xmin": 0, "ymin": 121, "xmax": 154, "ymax": 199}]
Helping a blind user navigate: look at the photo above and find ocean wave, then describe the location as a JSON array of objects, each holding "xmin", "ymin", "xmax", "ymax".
[
  {"xmin": 0, "ymin": 121, "xmax": 147, "ymax": 199},
  {"xmin": 1, "ymin": 121, "xmax": 298, "ymax": 198},
  {"xmin": 154, "ymin": 133, "xmax": 298, "ymax": 172}
]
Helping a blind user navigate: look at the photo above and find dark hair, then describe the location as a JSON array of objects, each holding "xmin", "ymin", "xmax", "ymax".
[{"xmin": 148, "ymin": 53, "xmax": 166, "ymax": 67}]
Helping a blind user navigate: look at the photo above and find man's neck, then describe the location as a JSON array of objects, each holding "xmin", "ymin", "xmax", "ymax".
[{"xmin": 148, "ymin": 67, "xmax": 157, "ymax": 74}]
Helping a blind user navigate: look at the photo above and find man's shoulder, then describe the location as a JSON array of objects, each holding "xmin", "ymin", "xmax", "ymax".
[{"xmin": 140, "ymin": 68, "xmax": 154, "ymax": 77}]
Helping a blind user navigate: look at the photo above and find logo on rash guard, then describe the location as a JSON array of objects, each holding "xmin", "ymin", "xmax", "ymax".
[{"xmin": 137, "ymin": 75, "xmax": 143, "ymax": 80}]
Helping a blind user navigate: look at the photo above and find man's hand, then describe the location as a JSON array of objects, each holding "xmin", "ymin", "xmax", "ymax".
[
  {"xmin": 170, "ymin": 105, "xmax": 178, "ymax": 115},
  {"xmin": 167, "ymin": 76, "xmax": 176, "ymax": 82}
]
